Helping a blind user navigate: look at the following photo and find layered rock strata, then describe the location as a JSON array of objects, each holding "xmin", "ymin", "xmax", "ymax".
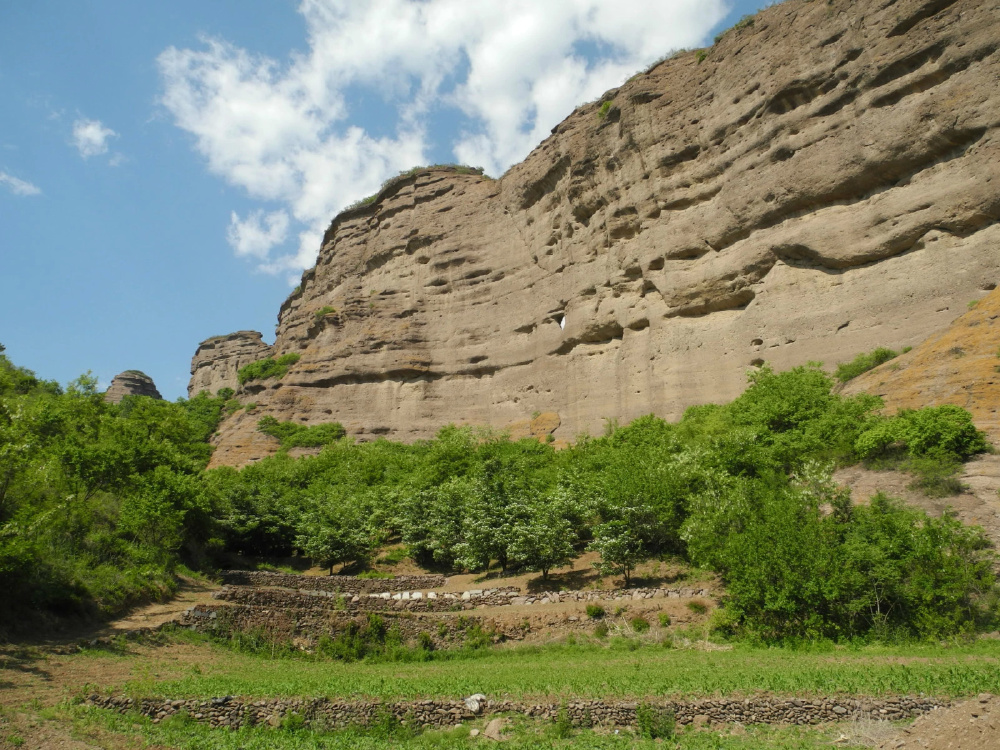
[
  {"xmin": 199, "ymin": 0, "xmax": 1000, "ymax": 467},
  {"xmin": 104, "ymin": 371, "xmax": 162, "ymax": 403},
  {"xmin": 188, "ymin": 331, "xmax": 272, "ymax": 398}
]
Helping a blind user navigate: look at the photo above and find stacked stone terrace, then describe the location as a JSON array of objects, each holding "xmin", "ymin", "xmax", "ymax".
[{"xmin": 178, "ymin": 570, "xmax": 716, "ymax": 647}]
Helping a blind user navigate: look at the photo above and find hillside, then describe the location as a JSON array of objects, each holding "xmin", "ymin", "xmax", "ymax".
[
  {"xmin": 190, "ymin": 0, "xmax": 1000, "ymax": 467},
  {"xmin": 843, "ymin": 286, "xmax": 1000, "ymax": 442}
]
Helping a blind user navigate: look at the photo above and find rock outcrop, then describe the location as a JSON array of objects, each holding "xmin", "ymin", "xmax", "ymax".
[
  {"xmin": 104, "ymin": 371, "xmax": 162, "ymax": 403},
  {"xmin": 198, "ymin": 0, "xmax": 1000, "ymax": 467},
  {"xmin": 188, "ymin": 331, "xmax": 272, "ymax": 398}
]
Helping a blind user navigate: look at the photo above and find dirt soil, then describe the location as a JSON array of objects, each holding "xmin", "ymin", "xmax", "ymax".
[
  {"xmin": 833, "ymin": 455, "xmax": 1000, "ymax": 550},
  {"xmin": 876, "ymin": 693, "xmax": 999, "ymax": 750}
]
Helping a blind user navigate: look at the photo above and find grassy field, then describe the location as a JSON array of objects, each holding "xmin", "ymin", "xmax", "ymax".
[
  {"xmin": 8, "ymin": 634, "xmax": 998, "ymax": 748},
  {"xmin": 102, "ymin": 633, "xmax": 1000, "ymax": 701}
]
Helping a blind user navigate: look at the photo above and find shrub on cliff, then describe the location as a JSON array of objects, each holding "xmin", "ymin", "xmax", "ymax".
[
  {"xmin": 257, "ymin": 415, "xmax": 345, "ymax": 449},
  {"xmin": 835, "ymin": 346, "xmax": 905, "ymax": 382},
  {"xmin": 237, "ymin": 352, "xmax": 301, "ymax": 384}
]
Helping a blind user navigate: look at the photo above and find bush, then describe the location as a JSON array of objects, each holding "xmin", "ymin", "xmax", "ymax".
[
  {"xmin": 636, "ymin": 703, "xmax": 675, "ymax": 740},
  {"xmin": 856, "ymin": 405, "xmax": 989, "ymax": 463},
  {"xmin": 551, "ymin": 706, "xmax": 573, "ymax": 739},
  {"xmin": 687, "ymin": 600, "xmax": 708, "ymax": 615},
  {"xmin": 835, "ymin": 347, "xmax": 900, "ymax": 383},
  {"xmin": 237, "ymin": 353, "xmax": 301, "ymax": 385},
  {"xmin": 630, "ymin": 616, "xmax": 650, "ymax": 633},
  {"xmin": 585, "ymin": 604, "xmax": 606, "ymax": 619},
  {"xmin": 658, "ymin": 612, "xmax": 671, "ymax": 627},
  {"xmin": 257, "ymin": 416, "xmax": 345, "ymax": 449},
  {"xmin": 593, "ymin": 623, "xmax": 609, "ymax": 638},
  {"xmin": 598, "ymin": 100, "xmax": 613, "ymax": 119}
]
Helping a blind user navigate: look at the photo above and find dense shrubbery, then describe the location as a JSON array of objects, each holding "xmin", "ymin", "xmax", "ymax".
[
  {"xmin": 257, "ymin": 416, "xmax": 346, "ymax": 449},
  {"xmin": 1, "ymin": 347, "xmax": 995, "ymax": 641},
  {"xmin": 0, "ymin": 352, "xmax": 228, "ymax": 629},
  {"xmin": 236, "ymin": 353, "xmax": 301, "ymax": 385}
]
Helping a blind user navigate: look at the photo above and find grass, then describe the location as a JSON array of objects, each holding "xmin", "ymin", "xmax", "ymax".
[{"xmin": 117, "ymin": 634, "xmax": 1000, "ymax": 701}]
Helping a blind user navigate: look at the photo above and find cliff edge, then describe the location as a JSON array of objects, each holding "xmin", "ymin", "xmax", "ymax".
[{"xmin": 194, "ymin": 0, "xmax": 1000, "ymax": 467}]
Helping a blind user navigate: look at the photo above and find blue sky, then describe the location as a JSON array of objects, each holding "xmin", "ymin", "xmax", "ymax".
[{"xmin": 1, "ymin": 0, "xmax": 771, "ymax": 400}]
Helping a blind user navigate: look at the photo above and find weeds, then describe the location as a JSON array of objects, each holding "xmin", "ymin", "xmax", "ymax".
[{"xmin": 636, "ymin": 702, "xmax": 675, "ymax": 740}]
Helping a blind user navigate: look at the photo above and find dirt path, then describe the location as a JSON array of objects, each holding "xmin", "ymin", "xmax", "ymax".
[
  {"xmin": 876, "ymin": 693, "xmax": 999, "ymax": 750},
  {"xmin": 96, "ymin": 576, "xmax": 219, "ymax": 636},
  {"xmin": 0, "ymin": 578, "xmax": 220, "ymax": 749}
]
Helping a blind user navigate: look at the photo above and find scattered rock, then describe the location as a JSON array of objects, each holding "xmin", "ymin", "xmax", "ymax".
[
  {"xmin": 465, "ymin": 694, "xmax": 488, "ymax": 714},
  {"xmin": 482, "ymin": 717, "xmax": 507, "ymax": 741}
]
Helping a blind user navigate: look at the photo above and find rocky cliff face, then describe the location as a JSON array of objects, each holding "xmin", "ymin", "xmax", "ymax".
[
  {"xmin": 199, "ymin": 0, "xmax": 1000, "ymax": 467},
  {"xmin": 104, "ymin": 371, "xmax": 163, "ymax": 403},
  {"xmin": 189, "ymin": 331, "xmax": 272, "ymax": 398}
]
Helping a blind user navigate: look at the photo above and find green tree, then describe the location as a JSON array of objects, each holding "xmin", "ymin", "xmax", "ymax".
[
  {"xmin": 295, "ymin": 495, "xmax": 374, "ymax": 574},
  {"xmin": 508, "ymin": 497, "xmax": 577, "ymax": 581},
  {"xmin": 589, "ymin": 505, "xmax": 654, "ymax": 586}
]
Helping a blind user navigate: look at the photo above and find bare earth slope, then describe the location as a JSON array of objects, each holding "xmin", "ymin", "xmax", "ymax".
[
  {"xmin": 195, "ymin": 0, "xmax": 1000, "ymax": 467},
  {"xmin": 838, "ymin": 286, "xmax": 1000, "ymax": 546}
]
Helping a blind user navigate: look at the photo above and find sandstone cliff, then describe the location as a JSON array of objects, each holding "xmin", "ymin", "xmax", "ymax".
[
  {"xmin": 188, "ymin": 331, "xmax": 272, "ymax": 398},
  {"xmin": 197, "ymin": 0, "xmax": 1000, "ymax": 467},
  {"xmin": 104, "ymin": 370, "xmax": 163, "ymax": 403}
]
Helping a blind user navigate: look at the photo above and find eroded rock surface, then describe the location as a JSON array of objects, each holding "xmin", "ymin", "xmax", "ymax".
[
  {"xmin": 189, "ymin": 331, "xmax": 272, "ymax": 398},
  {"xmin": 199, "ymin": 0, "xmax": 1000, "ymax": 467},
  {"xmin": 104, "ymin": 371, "xmax": 162, "ymax": 403}
]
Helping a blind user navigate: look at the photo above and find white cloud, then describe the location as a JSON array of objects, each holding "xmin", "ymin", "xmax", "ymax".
[
  {"xmin": 159, "ymin": 0, "xmax": 729, "ymax": 273},
  {"xmin": 227, "ymin": 209, "xmax": 290, "ymax": 260},
  {"xmin": 72, "ymin": 118, "xmax": 118, "ymax": 158},
  {"xmin": 0, "ymin": 170, "xmax": 41, "ymax": 196}
]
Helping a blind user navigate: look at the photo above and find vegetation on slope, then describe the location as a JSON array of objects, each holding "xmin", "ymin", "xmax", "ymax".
[
  {"xmin": 1, "ymin": 344, "xmax": 995, "ymax": 641},
  {"xmin": 835, "ymin": 346, "xmax": 909, "ymax": 383},
  {"xmin": 0, "ymin": 350, "xmax": 229, "ymax": 628},
  {"xmin": 237, "ymin": 352, "xmax": 301, "ymax": 385}
]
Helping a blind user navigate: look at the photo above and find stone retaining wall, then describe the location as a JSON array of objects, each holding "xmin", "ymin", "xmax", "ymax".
[
  {"xmin": 177, "ymin": 604, "xmax": 529, "ymax": 646},
  {"xmin": 214, "ymin": 583, "xmax": 713, "ymax": 613},
  {"xmin": 511, "ymin": 587, "xmax": 712, "ymax": 606},
  {"xmin": 219, "ymin": 570, "xmax": 446, "ymax": 593},
  {"xmin": 87, "ymin": 694, "xmax": 948, "ymax": 731},
  {"xmin": 212, "ymin": 586, "xmax": 521, "ymax": 613}
]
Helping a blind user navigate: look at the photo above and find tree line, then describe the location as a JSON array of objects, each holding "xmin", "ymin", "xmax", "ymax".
[{"xmin": 1, "ymin": 342, "xmax": 995, "ymax": 641}]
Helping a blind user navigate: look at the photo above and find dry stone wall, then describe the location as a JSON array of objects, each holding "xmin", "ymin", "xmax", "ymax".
[
  {"xmin": 87, "ymin": 694, "xmax": 949, "ymax": 731},
  {"xmin": 212, "ymin": 585, "xmax": 521, "ymax": 613},
  {"xmin": 218, "ymin": 570, "xmax": 446, "ymax": 593},
  {"xmin": 177, "ymin": 603, "xmax": 529, "ymax": 646},
  {"xmin": 197, "ymin": 0, "xmax": 1000, "ymax": 467}
]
